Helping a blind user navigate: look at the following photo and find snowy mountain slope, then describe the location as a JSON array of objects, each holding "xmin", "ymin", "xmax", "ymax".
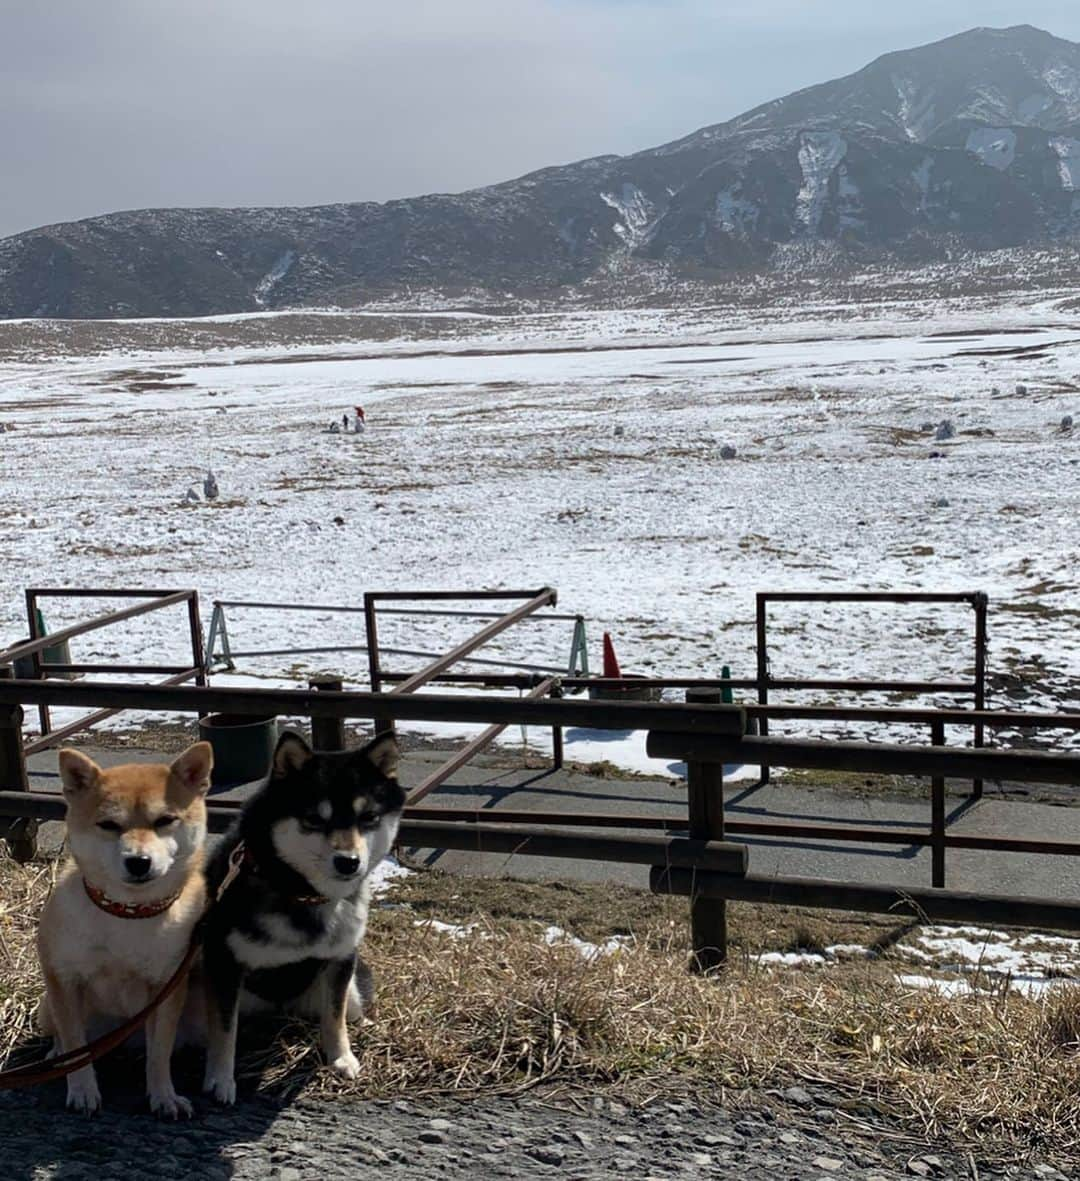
[{"xmin": 6, "ymin": 25, "xmax": 1080, "ymax": 317}]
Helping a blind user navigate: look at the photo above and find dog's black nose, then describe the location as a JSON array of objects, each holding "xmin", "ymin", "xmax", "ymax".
[
  {"xmin": 124, "ymin": 854, "xmax": 152, "ymax": 879},
  {"xmin": 333, "ymin": 853, "xmax": 361, "ymax": 877}
]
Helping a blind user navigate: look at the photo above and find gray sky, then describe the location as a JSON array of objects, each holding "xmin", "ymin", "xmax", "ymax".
[{"xmin": 3, "ymin": 0, "xmax": 1080, "ymax": 239}]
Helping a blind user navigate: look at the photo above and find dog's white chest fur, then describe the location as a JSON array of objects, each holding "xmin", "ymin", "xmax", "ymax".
[
  {"xmin": 43, "ymin": 872, "xmax": 194, "ymax": 1017},
  {"xmin": 226, "ymin": 884, "xmax": 371, "ymax": 969}
]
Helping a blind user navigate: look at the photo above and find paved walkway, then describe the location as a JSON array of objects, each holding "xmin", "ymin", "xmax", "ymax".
[{"xmin": 24, "ymin": 745, "xmax": 1080, "ymax": 900}]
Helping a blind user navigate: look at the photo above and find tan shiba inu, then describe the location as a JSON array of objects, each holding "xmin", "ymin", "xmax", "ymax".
[{"xmin": 36, "ymin": 743, "xmax": 212, "ymax": 1117}]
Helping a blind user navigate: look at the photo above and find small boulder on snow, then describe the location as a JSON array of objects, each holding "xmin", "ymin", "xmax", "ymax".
[
  {"xmin": 1061, "ymin": 414, "xmax": 1074, "ymax": 431},
  {"xmin": 934, "ymin": 420, "xmax": 955, "ymax": 441},
  {"xmin": 719, "ymin": 444, "xmax": 737, "ymax": 460},
  {"xmin": 1016, "ymin": 383, "xmax": 1028, "ymax": 396}
]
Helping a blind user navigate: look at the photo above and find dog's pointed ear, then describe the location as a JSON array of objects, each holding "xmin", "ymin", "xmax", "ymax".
[
  {"xmin": 362, "ymin": 731, "xmax": 400, "ymax": 780},
  {"xmin": 169, "ymin": 742, "xmax": 213, "ymax": 798},
  {"xmin": 58, "ymin": 748, "xmax": 102, "ymax": 798},
  {"xmin": 273, "ymin": 731, "xmax": 313, "ymax": 778}
]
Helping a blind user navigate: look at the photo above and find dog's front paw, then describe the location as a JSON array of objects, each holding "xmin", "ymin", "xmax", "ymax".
[
  {"xmin": 149, "ymin": 1089, "xmax": 194, "ymax": 1120},
  {"xmin": 66, "ymin": 1079, "xmax": 102, "ymax": 1115},
  {"xmin": 202, "ymin": 1071, "xmax": 237, "ymax": 1106},
  {"xmin": 329, "ymin": 1050, "xmax": 360, "ymax": 1080}
]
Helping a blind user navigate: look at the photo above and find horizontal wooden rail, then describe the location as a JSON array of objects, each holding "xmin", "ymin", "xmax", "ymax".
[
  {"xmin": 652, "ymin": 868, "xmax": 1080, "ymax": 932},
  {"xmin": 397, "ymin": 820, "xmax": 747, "ymax": 873},
  {"xmin": 0, "ymin": 791, "xmax": 746, "ymax": 874},
  {"xmin": 0, "ymin": 680, "xmax": 747, "ymax": 734},
  {"xmin": 646, "ymin": 733, "xmax": 1080, "ymax": 786}
]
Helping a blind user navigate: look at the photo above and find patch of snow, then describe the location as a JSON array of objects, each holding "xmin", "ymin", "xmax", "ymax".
[
  {"xmin": 542, "ymin": 925, "xmax": 630, "ymax": 960},
  {"xmin": 965, "ymin": 128, "xmax": 1017, "ymax": 171},
  {"xmin": 897, "ymin": 974, "xmax": 977, "ymax": 998},
  {"xmin": 892, "ymin": 75, "xmax": 936, "ymax": 141},
  {"xmin": 600, "ymin": 185, "xmax": 655, "ymax": 249},
  {"xmin": 1043, "ymin": 62, "xmax": 1080, "ymax": 105},
  {"xmin": 755, "ymin": 950, "xmax": 827, "ymax": 967},
  {"xmin": 795, "ymin": 132, "xmax": 847, "ymax": 233},
  {"xmin": 1050, "ymin": 137, "xmax": 1080, "ymax": 190},
  {"xmin": 253, "ymin": 249, "xmax": 296, "ymax": 307},
  {"xmin": 415, "ymin": 918, "xmax": 479, "ymax": 939},
  {"xmin": 369, "ymin": 856, "xmax": 412, "ymax": 897}
]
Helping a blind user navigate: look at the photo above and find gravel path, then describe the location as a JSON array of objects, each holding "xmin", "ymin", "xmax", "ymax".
[{"xmin": 0, "ymin": 1079, "xmax": 1071, "ymax": 1180}]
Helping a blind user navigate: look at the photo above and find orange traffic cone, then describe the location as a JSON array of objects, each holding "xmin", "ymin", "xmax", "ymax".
[{"xmin": 602, "ymin": 632, "xmax": 622, "ymax": 679}]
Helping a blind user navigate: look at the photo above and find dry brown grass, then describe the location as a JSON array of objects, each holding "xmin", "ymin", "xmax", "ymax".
[{"xmin": 3, "ymin": 853, "xmax": 1080, "ymax": 1163}]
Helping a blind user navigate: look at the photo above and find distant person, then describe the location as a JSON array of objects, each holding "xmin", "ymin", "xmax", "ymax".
[
  {"xmin": 354, "ymin": 405, "xmax": 365, "ymax": 423},
  {"xmin": 342, "ymin": 412, "xmax": 349, "ymax": 430}
]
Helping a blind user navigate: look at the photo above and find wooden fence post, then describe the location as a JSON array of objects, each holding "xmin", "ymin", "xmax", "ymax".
[
  {"xmin": 686, "ymin": 688, "xmax": 728, "ymax": 971},
  {"xmin": 550, "ymin": 679, "xmax": 564, "ymax": 771},
  {"xmin": 310, "ymin": 678, "xmax": 346, "ymax": 751},
  {"xmin": 931, "ymin": 718, "xmax": 946, "ymax": 888},
  {"xmin": 0, "ymin": 665, "xmax": 36, "ymax": 862}
]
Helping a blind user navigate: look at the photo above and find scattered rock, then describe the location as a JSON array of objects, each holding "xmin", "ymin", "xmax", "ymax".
[
  {"xmin": 934, "ymin": 420, "xmax": 955, "ymax": 441},
  {"xmin": 920, "ymin": 421, "xmax": 935, "ymax": 431},
  {"xmin": 782, "ymin": 1085, "xmax": 815, "ymax": 1107},
  {"xmin": 1016, "ymin": 383, "xmax": 1029, "ymax": 395},
  {"xmin": 183, "ymin": 486, "xmax": 201, "ymax": 504},
  {"xmin": 812, "ymin": 1156, "xmax": 845, "ymax": 1172},
  {"xmin": 527, "ymin": 1145, "xmax": 565, "ymax": 1166},
  {"xmin": 613, "ymin": 425, "xmax": 625, "ymax": 437},
  {"xmin": 719, "ymin": 444, "xmax": 737, "ymax": 460},
  {"xmin": 991, "ymin": 386, "xmax": 1000, "ymax": 395},
  {"xmin": 333, "ymin": 515, "xmax": 345, "ymax": 525},
  {"xmin": 429, "ymin": 1118, "xmax": 453, "ymax": 1133},
  {"xmin": 928, "ymin": 450, "xmax": 945, "ymax": 459},
  {"xmin": 932, "ymin": 497, "xmax": 949, "ymax": 508},
  {"xmin": 418, "ymin": 1129, "xmax": 446, "ymax": 1145},
  {"xmin": 1061, "ymin": 414, "xmax": 1074, "ymax": 430}
]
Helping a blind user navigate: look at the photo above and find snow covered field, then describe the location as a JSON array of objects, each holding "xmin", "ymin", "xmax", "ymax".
[{"xmin": 1, "ymin": 293, "xmax": 1079, "ymax": 763}]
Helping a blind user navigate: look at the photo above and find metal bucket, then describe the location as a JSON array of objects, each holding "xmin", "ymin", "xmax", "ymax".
[
  {"xmin": 198, "ymin": 713, "xmax": 278, "ymax": 788},
  {"xmin": 586, "ymin": 675, "xmax": 663, "ymax": 703}
]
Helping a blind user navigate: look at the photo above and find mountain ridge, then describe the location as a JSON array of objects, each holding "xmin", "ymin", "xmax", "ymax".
[{"xmin": 6, "ymin": 24, "xmax": 1080, "ymax": 317}]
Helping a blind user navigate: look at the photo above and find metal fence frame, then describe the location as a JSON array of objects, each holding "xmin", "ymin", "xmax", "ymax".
[
  {"xmin": 754, "ymin": 591, "xmax": 989, "ymax": 793},
  {"xmin": 1, "ymin": 588, "xmax": 206, "ymax": 755}
]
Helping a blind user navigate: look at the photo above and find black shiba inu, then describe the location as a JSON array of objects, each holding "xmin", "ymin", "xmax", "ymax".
[{"xmin": 201, "ymin": 730, "xmax": 404, "ymax": 1103}]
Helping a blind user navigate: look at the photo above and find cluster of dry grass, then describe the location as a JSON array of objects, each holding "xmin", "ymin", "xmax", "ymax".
[{"xmin": 3, "ymin": 853, "xmax": 1080, "ymax": 1162}]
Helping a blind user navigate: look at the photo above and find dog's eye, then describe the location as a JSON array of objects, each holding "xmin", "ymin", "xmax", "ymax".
[
  {"xmin": 300, "ymin": 815, "xmax": 324, "ymax": 831},
  {"xmin": 153, "ymin": 815, "xmax": 178, "ymax": 829},
  {"xmin": 356, "ymin": 812, "xmax": 380, "ymax": 830},
  {"xmin": 96, "ymin": 820, "xmax": 122, "ymax": 833}
]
